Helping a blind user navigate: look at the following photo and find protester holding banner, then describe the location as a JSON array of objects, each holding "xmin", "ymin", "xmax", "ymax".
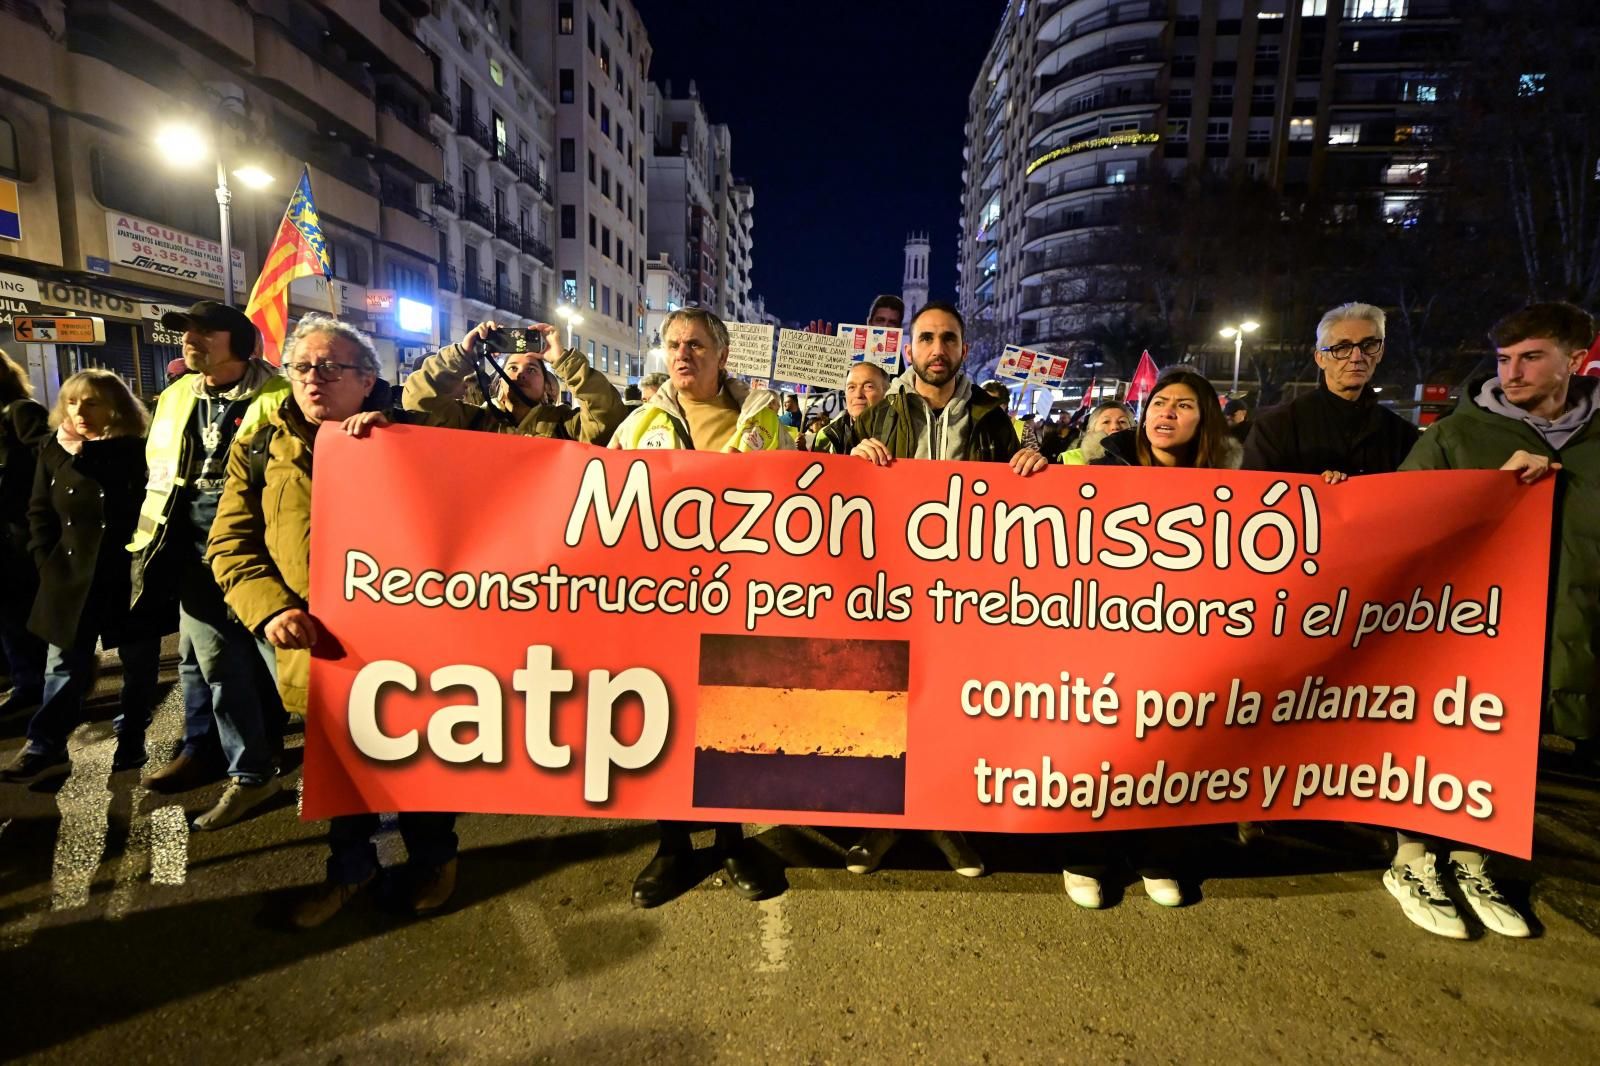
[
  {"xmin": 1243, "ymin": 303, "xmax": 1418, "ymax": 480},
  {"xmin": 1383, "ymin": 301, "xmax": 1598, "ymax": 939},
  {"xmin": 0, "ymin": 372, "xmax": 161, "ymax": 782},
  {"xmin": 813, "ymin": 362, "xmax": 890, "ymax": 455},
  {"xmin": 132, "ymin": 302, "xmax": 288, "ymax": 825},
  {"xmin": 209, "ymin": 314, "xmax": 460, "ymax": 927},
  {"xmin": 608, "ymin": 306, "xmax": 786, "ymax": 906},
  {"xmin": 0, "ymin": 352, "xmax": 50, "ymax": 718},
  {"xmin": 1060, "ymin": 401, "xmax": 1134, "ymax": 465},
  {"xmin": 402, "ymin": 320, "xmax": 625, "ymax": 443}
]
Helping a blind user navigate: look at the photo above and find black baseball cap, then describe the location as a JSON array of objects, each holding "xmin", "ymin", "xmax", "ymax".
[{"xmin": 160, "ymin": 300, "xmax": 259, "ymax": 360}]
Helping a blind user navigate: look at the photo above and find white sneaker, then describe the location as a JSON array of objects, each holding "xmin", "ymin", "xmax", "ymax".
[
  {"xmin": 1449, "ymin": 858, "xmax": 1531, "ymax": 938},
  {"xmin": 1063, "ymin": 871, "xmax": 1103, "ymax": 909},
  {"xmin": 929, "ymin": 830, "xmax": 984, "ymax": 877},
  {"xmin": 1142, "ymin": 876, "xmax": 1182, "ymax": 907},
  {"xmin": 193, "ymin": 776, "xmax": 282, "ymax": 831},
  {"xmin": 844, "ymin": 829, "xmax": 899, "ymax": 875},
  {"xmin": 1383, "ymin": 854, "xmax": 1468, "ymax": 939}
]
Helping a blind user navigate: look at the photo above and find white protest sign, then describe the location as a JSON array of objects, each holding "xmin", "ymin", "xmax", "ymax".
[
  {"xmin": 774, "ymin": 328, "xmax": 852, "ymax": 389},
  {"xmin": 836, "ymin": 323, "xmax": 903, "ymax": 373},
  {"xmin": 724, "ymin": 322, "xmax": 775, "ymax": 379},
  {"xmin": 997, "ymin": 344, "xmax": 1038, "ymax": 380},
  {"xmin": 1028, "ymin": 352, "xmax": 1071, "ymax": 387}
]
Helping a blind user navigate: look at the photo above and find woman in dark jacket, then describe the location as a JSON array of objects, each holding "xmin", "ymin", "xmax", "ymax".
[
  {"xmin": 0, "ymin": 370, "xmax": 158, "ymax": 781},
  {"xmin": 0, "ymin": 351, "xmax": 49, "ymax": 715}
]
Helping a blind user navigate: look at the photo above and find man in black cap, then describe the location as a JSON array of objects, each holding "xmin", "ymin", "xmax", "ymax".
[{"xmin": 132, "ymin": 301, "xmax": 290, "ymax": 830}]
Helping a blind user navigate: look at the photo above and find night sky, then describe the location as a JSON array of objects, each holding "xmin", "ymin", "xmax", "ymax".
[{"xmin": 632, "ymin": 0, "xmax": 1010, "ymax": 325}]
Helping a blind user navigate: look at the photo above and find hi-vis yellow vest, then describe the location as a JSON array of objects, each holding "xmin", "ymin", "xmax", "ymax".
[
  {"xmin": 128, "ymin": 375, "xmax": 290, "ymax": 553},
  {"xmin": 611, "ymin": 397, "xmax": 783, "ymax": 452}
]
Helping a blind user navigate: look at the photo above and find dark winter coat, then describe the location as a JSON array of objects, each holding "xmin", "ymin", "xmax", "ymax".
[
  {"xmin": 812, "ymin": 413, "xmax": 859, "ymax": 455},
  {"xmin": 1088, "ymin": 428, "xmax": 1244, "ymax": 469},
  {"xmin": 853, "ymin": 374, "xmax": 1020, "ymax": 463},
  {"xmin": 0, "ymin": 397, "xmax": 49, "ymax": 626},
  {"xmin": 1243, "ymin": 384, "xmax": 1419, "ymax": 476},
  {"xmin": 1400, "ymin": 376, "xmax": 1600, "ymax": 740},
  {"xmin": 27, "ymin": 435, "xmax": 157, "ymax": 650}
]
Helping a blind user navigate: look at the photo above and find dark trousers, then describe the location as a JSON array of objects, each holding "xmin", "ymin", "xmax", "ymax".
[
  {"xmin": 0, "ymin": 613, "xmax": 45, "ymax": 702},
  {"xmin": 175, "ymin": 631, "xmax": 221, "ymax": 761},
  {"xmin": 326, "ymin": 812, "xmax": 459, "ymax": 885},
  {"xmin": 25, "ymin": 637, "xmax": 160, "ymax": 754},
  {"xmin": 657, "ymin": 821, "xmax": 744, "ymax": 854}
]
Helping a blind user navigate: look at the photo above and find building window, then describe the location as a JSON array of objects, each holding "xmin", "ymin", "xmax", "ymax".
[
  {"xmin": 1346, "ymin": 0, "xmax": 1407, "ymax": 18},
  {"xmin": 603, "ymin": 227, "xmax": 613, "ymax": 258},
  {"xmin": 562, "ymin": 270, "xmax": 577, "ymax": 302},
  {"xmin": 1211, "ymin": 82, "xmax": 1233, "ymax": 99},
  {"xmin": 1328, "ymin": 123, "xmax": 1361, "ymax": 145},
  {"xmin": 1289, "ymin": 117, "xmax": 1315, "ymax": 141},
  {"xmin": 1383, "ymin": 161, "xmax": 1427, "ymax": 185},
  {"xmin": 602, "ymin": 286, "xmax": 611, "ymax": 315},
  {"xmin": 0, "ymin": 117, "xmax": 17, "ymax": 178},
  {"xmin": 587, "ymin": 16, "xmax": 596, "ymax": 53},
  {"xmin": 588, "ymin": 213, "xmax": 596, "ymax": 247},
  {"xmin": 560, "ymin": 138, "xmax": 575, "ymax": 171},
  {"xmin": 589, "ymin": 276, "xmax": 597, "ymax": 310},
  {"xmin": 587, "ymin": 84, "xmax": 596, "ymax": 119},
  {"xmin": 1105, "ymin": 165, "xmax": 1132, "ymax": 185},
  {"xmin": 493, "ymin": 113, "xmax": 508, "ymax": 157},
  {"xmin": 588, "ymin": 151, "xmax": 596, "ymax": 182},
  {"xmin": 558, "ymin": 2, "xmax": 573, "ymax": 34},
  {"xmin": 559, "ymin": 69, "xmax": 575, "ymax": 104},
  {"xmin": 1206, "ymin": 119, "xmax": 1230, "ymax": 143},
  {"xmin": 561, "ymin": 205, "xmax": 576, "ymax": 239},
  {"xmin": 1106, "ymin": 119, "xmax": 1141, "ymax": 134},
  {"xmin": 601, "ymin": 104, "xmax": 610, "ymax": 136},
  {"xmin": 1166, "ymin": 119, "xmax": 1189, "ymax": 142},
  {"xmin": 601, "ymin": 168, "xmax": 610, "ymax": 199},
  {"xmin": 600, "ymin": 43, "xmax": 611, "ymax": 76}
]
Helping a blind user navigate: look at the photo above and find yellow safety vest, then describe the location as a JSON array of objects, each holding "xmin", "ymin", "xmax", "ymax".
[{"xmin": 611, "ymin": 393, "xmax": 784, "ymax": 453}]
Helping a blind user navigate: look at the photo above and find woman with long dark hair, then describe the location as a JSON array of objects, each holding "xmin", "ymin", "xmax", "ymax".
[
  {"xmin": 0, "ymin": 351, "xmax": 49, "ymax": 716},
  {"xmin": 0, "ymin": 370, "xmax": 160, "ymax": 781}
]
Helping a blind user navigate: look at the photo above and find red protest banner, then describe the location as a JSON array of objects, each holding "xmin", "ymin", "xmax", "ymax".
[{"xmin": 305, "ymin": 427, "xmax": 1553, "ymax": 857}]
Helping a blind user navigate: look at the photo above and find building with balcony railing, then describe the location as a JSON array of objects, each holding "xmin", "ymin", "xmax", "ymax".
[
  {"xmin": 420, "ymin": 0, "xmax": 556, "ymax": 350},
  {"xmin": 0, "ymin": 0, "xmax": 442, "ymax": 400},
  {"xmin": 958, "ymin": 0, "xmax": 1472, "ymax": 376}
]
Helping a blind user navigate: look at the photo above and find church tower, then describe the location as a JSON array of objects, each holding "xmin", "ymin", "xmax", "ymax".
[{"xmin": 902, "ymin": 233, "xmax": 929, "ymax": 326}]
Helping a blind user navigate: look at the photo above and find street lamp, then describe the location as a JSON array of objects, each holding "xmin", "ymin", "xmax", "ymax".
[
  {"xmin": 554, "ymin": 304, "xmax": 583, "ymax": 348},
  {"xmin": 154, "ymin": 119, "xmax": 275, "ymax": 303},
  {"xmin": 1218, "ymin": 319, "xmax": 1260, "ymax": 395}
]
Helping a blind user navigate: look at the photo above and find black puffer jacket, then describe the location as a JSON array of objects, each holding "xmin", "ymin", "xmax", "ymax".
[{"xmin": 0, "ymin": 398, "xmax": 49, "ymax": 625}]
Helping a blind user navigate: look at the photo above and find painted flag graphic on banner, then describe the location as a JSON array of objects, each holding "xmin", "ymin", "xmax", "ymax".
[
  {"xmin": 692, "ymin": 635, "xmax": 909, "ymax": 814},
  {"xmin": 245, "ymin": 168, "xmax": 332, "ymax": 364}
]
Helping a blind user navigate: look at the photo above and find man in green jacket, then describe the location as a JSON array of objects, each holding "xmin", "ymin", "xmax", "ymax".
[
  {"xmin": 1388, "ymin": 301, "xmax": 1598, "ymax": 941},
  {"xmin": 402, "ymin": 320, "xmax": 626, "ymax": 443}
]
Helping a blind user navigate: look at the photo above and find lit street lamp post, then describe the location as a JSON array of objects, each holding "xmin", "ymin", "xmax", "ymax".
[
  {"xmin": 554, "ymin": 304, "xmax": 583, "ymax": 349},
  {"xmin": 154, "ymin": 120, "xmax": 274, "ymax": 304},
  {"xmin": 1218, "ymin": 319, "xmax": 1260, "ymax": 395}
]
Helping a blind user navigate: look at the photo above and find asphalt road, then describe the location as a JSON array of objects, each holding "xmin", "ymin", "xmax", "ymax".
[{"xmin": 2, "ymin": 650, "xmax": 1598, "ymax": 1065}]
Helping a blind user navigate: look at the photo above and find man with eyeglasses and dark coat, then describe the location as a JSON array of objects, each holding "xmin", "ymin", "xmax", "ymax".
[{"xmin": 1242, "ymin": 302, "xmax": 1419, "ymax": 482}]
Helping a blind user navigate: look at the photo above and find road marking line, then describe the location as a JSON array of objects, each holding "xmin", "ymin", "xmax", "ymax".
[
  {"xmin": 149, "ymin": 806, "xmax": 190, "ymax": 886},
  {"xmin": 755, "ymin": 895, "xmax": 791, "ymax": 973},
  {"xmin": 50, "ymin": 725, "xmax": 115, "ymax": 912},
  {"xmin": 108, "ymin": 690, "xmax": 186, "ymax": 916}
]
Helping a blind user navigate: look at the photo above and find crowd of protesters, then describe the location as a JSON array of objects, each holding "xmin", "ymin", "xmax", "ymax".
[{"xmin": 0, "ymin": 288, "xmax": 1594, "ymax": 940}]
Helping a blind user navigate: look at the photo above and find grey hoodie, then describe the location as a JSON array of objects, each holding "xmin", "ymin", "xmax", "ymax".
[{"xmin": 1475, "ymin": 374, "xmax": 1598, "ymax": 451}]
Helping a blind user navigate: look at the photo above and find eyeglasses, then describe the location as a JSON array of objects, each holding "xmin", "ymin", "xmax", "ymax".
[
  {"xmin": 1317, "ymin": 338, "xmax": 1384, "ymax": 360},
  {"xmin": 284, "ymin": 361, "xmax": 365, "ymax": 382}
]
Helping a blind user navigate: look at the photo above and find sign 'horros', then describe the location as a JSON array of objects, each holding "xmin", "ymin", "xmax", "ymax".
[{"xmin": 306, "ymin": 429, "xmax": 1552, "ymax": 857}]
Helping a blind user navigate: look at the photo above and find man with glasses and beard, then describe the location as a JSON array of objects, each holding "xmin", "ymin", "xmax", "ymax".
[{"xmin": 1242, "ymin": 303, "xmax": 1419, "ymax": 481}]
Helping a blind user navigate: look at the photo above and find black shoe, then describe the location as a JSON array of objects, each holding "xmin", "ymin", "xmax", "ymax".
[
  {"xmin": 632, "ymin": 851, "xmax": 691, "ymax": 909},
  {"xmin": 111, "ymin": 735, "xmax": 147, "ymax": 773},
  {"xmin": 0, "ymin": 746, "xmax": 67, "ymax": 782},
  {"xmin": 723, "ymin": 842, "xmax": 775, "ymax": 900}
]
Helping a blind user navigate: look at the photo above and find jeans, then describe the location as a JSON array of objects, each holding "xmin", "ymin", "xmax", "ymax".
[
  {"xmin": 175, "ymin": 631, "xmax": 221, "ymax": 761},
  {"xmin": 25, "ymin": 637, "xmax": 160, "ymax": 755},
  {"xmin": 179, "ymin": 558, "xmax": 281, "ymax": 785},
  {"xmin": 326, "ymin": 812, "xmax": 459, "ymax": 885},
  {"xmin": 1, "ymin": 613, "xmax": 45, "ymax": 702}
]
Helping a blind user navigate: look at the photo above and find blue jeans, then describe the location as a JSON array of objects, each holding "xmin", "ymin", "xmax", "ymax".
[
  {"xmin": 175, "ymin": 631, "xmax": 221, "ymax": 761},
  {"xmin": 1, "ymin": 613, "xmax": 45, "ymax": 703},
  {"xmin": 25, "ymin": 637, "xmax": 160, "ymax": 755},
  {"xmin": 179, "ymin": 558, "xmax": 282, "ymax": 785},
  {"xmin": 326, "ymin": 812, "xmax": 459, "ymax": 885}
]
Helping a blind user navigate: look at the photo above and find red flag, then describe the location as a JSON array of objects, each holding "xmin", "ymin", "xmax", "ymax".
[
  {"xmin": 1127, "ymin": 350, "xmax": 1159, "ymax": 405},
  {"xmin": 1078, "ymin": 376, "xmax": 1097, "ymax": 408},
  {"xmin": 1581, "ymin": 333, "xmax": 1600, "ymax": 378}
]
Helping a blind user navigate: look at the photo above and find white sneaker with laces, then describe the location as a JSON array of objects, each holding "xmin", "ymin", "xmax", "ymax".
[
  {"xmin": 1383, "ymin": 854, "xmax": 1468, "ymax": 939},
  {"xmin": 1063, "ymin": 872, "xmax": 1104, "ymax": 909},
  {"xmin": 929, "ymin": 830, "xmax": 984, "ymax": 877},
  {"xmin": 1449, "ymin": 857, "xmax": 1530, "ymax": 938},
  {"xmin": 1142, "ymin": 876, "xmax": 1182, "ymax": 907},
  {"xmin": 193, "ymin": 776, "xmax": 282, "ymax": 831}
]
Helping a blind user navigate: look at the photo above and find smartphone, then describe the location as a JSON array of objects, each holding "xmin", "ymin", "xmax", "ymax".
[{"xmin": 481, "ymin": 326, "xmax": 546, "ymax": 355}]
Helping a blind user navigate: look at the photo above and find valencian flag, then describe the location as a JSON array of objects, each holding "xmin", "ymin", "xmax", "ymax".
[
  {"xmin": 244, "ymin": 167, "xmax": 331, "ymax": 364},
  {"xmin": 692, "ymin": 635, "xmax": 909, "ymax": 815},
  {"xmin": 1127, "ymin": 349, "xmax": 1160, "ymax": 407}
]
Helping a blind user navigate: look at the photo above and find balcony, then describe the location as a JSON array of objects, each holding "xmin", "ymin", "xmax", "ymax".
[
  {"xmin": 1, "ymin": 2, "xmax": 58, "ymax": 98},
  {"xmin": 1032, "ymin": 80, "xmax": 1159, "ymax": 134},
  {"xmin": 464, "ymin": 273, "xmax": 494, "ymax": 304},
  {"xmin": 318, "ymin": 0, "xmax": 431, "ymax": 87},
  {"xmin": 496, "ymin": 287, "xmax": 526, "ymax": 318},
  {"xmin": 519, "ymin": 231, "xmax": 554, "ymax": 264},
  {"xmin": 1022, "ymin": 241, "xmax": 1108, "ymax": 282},
  {"xmin": 146, "ymin": 0, "xmax": 252, "ymax": 64},
  {"xmin": 439, "ymin": 263, "xmax": 460, "ymax": 293},
  {"xmin": 381, "ymin": 206, "xmax": 436, "ymax": 258},
  {"xmin": 455, "ymin": 106, "xmax": 494, "ymax": 154},
  {"xmin": 515, "ymin": 157, "xmax": 550, "ymax": 198},
  {"xmin": 1036, "ymin": 40, "xmax": 1165, "ymax": 106},
  {"xmin": 431, "ymin": 183, "xmax": 458, "ymax": 214},
  {"xmin": 377, "ymin": 106, "xmax": 442, "ymax": 183},
  {"xmin": 1027, "ymin": 165, "xmax": 1146, "ymax": 213},
  {"xmin": 462, "ymin": 196, "xmax": 494, "ymax": 233},
  {"xmin": 493, "ymin": 214, "xmax": 519, "ymax": 246},
  {"xmin": 490, "ymin": 145, "xmax": 519, "ymax": 179},
  {"xmin": 254, "ymin": 16, "xmax": 375, "ymax": 139},
  {"xmin": 305, "ymin": 164, "xmax": 380, "ymax": 232}
]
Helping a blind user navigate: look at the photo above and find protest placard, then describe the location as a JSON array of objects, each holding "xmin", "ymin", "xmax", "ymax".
[
  {"xmin": 774, "ymin": 328, "xmax": 852, "ymax": 388},
  {"xmin": 836, "ymin": 323, "xmax": 904, "ymax": 373},
  {"xmin": 997, "ymin": 345, "xmax": 1040, "ymax": 380},
  {"xmin": 306, "ymin": 429, "xmax": 1552, "ymax": 857},
  {"xmin": 724, "ymin": 322, "xmax": 775, "ymax": 379},
  {"xmin": 1029, "ymin": 354, "xmax": 1071, "ymax": 388}
]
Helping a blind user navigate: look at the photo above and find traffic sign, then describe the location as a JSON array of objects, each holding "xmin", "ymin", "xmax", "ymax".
[{"xmin": 11, "ymin": 316, "xmax": 107, "ymax": 345}]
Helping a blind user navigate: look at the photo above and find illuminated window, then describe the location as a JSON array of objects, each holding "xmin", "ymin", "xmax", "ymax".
[
  {"xmin": 1346, "ymin": 0, "xmax": 1407, "ymax": 18},
  {"xmin": 1383, "ymin": 162, "xmax": 1427, "ymax": 185},
  {"xmin": 1290, "ymin": 117, "xmax": 1315, "ymax": 141},
  {"xmin": 1328, "ymin": 123, "xmax": 1361, "ymax": 145},
  {"xmin": 1519, "ymin": 73, "xmax": 1546, "ymax": 96},
  {"xmin": 1167, "ymin": 119, "xmax": 1189, "ymax": 142}
]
